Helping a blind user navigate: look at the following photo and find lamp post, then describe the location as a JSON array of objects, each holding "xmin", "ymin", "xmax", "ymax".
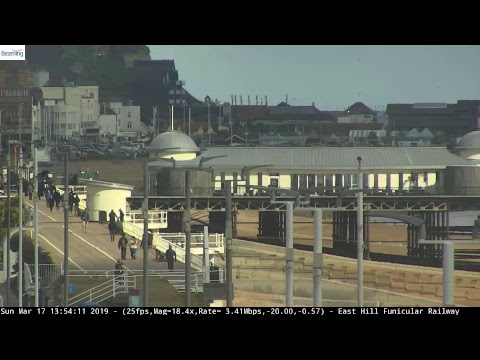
[
  {"xmin": 356, "ymin": 156, "xmax": 364, "ymax": 307},
  {"xmin": 33, "ymin": 142, "xmax": 39, "ymax": 306},
  {"xmin": 63, "ymin": 151, "xmax": 69, "ymax": 306},
  {"xmin": 361, "ymin": 211, "xmax": 473, "ymax": 307},
  {"xmin": 18, "ymin": 144, "xmax": 23, "ymax": 307},
  {"xmin": 6, "ymin": 137, "xmax": 11, "ymax": 305},
  {"xmin": 153, "ymin": 154, "xmax": 226, "ymax": 306},
  {"xmin": 8, "ymin": 140, "xmax": 25, "ymax": 306},
  {"xmin": 311, "ymin": 180, "xmax": 372, "ymax": 307},
  {"xmin": 416, "ymin": 223, "xmax": 480, "ymax": 306},
  {"xmin": 224, "ymin": 180, "xmax": 234, "ymax": 306},
  {"xmin": 10, "ymin": 139, "xmax": 42, "ymax": 306},
  {"xmin": 143, "ymin": 158, "xmax": 149, "ymax": 307},
  {"xmin": 250, "ymin": 186, "xmax": 310, "ymax": 306}
]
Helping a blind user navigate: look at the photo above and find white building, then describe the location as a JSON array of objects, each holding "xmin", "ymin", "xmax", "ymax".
[
  {"xmin": 30, "ymin": 70, "xmax": 49, "ymax": 88},
  {"xmin": 104, "ymin": 101, "xmax": 142, "ymax": 140},
  {"xmin": 337, "ymin": 102, "xmax": 376, "ymax": 124},
  {"xmin": 98, "ymin": 107, "xmax": 118, "ymax": 138},
  {"xmin": 41, "ymin": 85, "xmax": 99, "ymax": 141}
]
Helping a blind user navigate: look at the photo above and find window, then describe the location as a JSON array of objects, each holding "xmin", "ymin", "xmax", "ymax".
[
  {"xmin": 128, "ymin": 112, "xmax": 131, "ymax": 118},
  {"xmin": 61, "ymin": 124, "xmax": 66, "ymax": 129},
  {"xmin": 67, "ymin": 124, "xmax": 73, "ymax": 129},
  {"xmin": 127, "ymin": 122, "xmax": 132, "ymax": 129}
]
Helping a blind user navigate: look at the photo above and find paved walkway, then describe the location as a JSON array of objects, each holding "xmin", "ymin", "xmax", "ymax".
[{"xmin": 24, "ymin": 200, "xmax": 181, "ymax": 273}]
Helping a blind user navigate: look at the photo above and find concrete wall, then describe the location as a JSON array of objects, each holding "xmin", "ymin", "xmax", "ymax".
[{"xmin": 233, "ymin": 275, "xmax": 442, "ymax": 307}]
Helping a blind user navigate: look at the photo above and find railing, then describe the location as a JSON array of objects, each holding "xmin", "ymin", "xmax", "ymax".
[
  {"xmin": 126, "ymin": 211, "xmax": 167, "ymax": 225},
  {"xmin": 67, "ymin": 270, "xmax": 210, "ymax": 306},
  {"xmin": 25, "ymin": 263, "xmax": 63, "ymax": 287},
  {"xmin": 149, "ymin": 184, "xmax": 436, "ymax": 197},
  {"xmin": 122, "ymin": 222, "xmax": 206, "ymax": 270},
  {"xmin": 159, "ymin": 233, "xmax": 225, "ymax": 249},
  {"xmin": 68, "ymin": 276, "xmax": 136, "ymax": 306},
  {"xmin": 56, "ymin": 185, "xmax": 88, "ymax": 195}
]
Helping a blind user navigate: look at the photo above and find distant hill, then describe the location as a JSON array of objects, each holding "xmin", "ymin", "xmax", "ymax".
[{"xmin": 1, "ymin": 45, "xmax": 151, "ymax": 98}]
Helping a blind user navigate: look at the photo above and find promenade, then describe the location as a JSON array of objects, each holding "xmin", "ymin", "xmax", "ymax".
[{"xmin": 25, "ymin": 200, "xmax": 176, "ymax": 273}]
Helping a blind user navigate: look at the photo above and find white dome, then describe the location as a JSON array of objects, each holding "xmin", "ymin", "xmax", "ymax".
[
  {"xmin": 149, "ymin": 131, "xmax": 199, "ymax": 153},
  {"xmin": 456, "ymin": 131, "xmax": 480, "ymax": 150}
]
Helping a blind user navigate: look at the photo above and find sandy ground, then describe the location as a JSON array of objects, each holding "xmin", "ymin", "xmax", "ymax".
[{"xmin": 235, "ymin": 210, "xmax": 410, "ymax": 256}]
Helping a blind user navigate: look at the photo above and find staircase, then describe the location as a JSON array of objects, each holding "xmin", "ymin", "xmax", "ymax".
[
  {"xmin": 123, "ymin": 221, "xmax": 207, "ymax": 270},
  {"xmin": 68, "ymin": 276, "xmax": 135, "ymax": 306},
  {"xmin": 66, "ymin": 270, "xmax": 208, "ymax": 307}
]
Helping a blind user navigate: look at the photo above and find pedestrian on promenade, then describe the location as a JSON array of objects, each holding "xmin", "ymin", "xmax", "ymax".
[
  {"xmin": 118, "ymin": 233, "xmax": 128, "ymax": 261},
  {"xmin": 129, "ymin": 237, "xmax": 138, "ymax": 260},
  {"xmin": 81, "ymin": 209, "xmax": 90, "ymax": 233}
]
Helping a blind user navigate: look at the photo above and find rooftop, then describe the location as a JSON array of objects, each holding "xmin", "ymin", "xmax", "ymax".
[
  {"xmin": 149, "ymin": 131, "xmax": 199, "ymax": 153},
  {"xmin": 149, "ymin": 146, "xmax": 471, "ymax": 172}
]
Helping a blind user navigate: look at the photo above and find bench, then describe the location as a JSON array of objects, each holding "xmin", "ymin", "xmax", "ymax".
[{"xmin": 155, "ymin": 249, "xmax": 165, "ymax": 261}]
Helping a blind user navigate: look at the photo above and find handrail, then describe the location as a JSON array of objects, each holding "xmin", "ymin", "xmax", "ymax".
[
  {"xmin": 122, "ymin": 221, "xmax": 206, "ymax": 270},
  {"xmin": 126, "ymin": 211, "xmax": 167, "ymax": 224},
  {"xmin": 159, "ymin": 233, "xmax": 225, "ymax": 248},
  {"xmin": 68, "ymin": 276, "xmax": 137, "ymax": 306},
  {"xmin": 67, "ymin": 272, "xmax": 205, "ymax": 306}
]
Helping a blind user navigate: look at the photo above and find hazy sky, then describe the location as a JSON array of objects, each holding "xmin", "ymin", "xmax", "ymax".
[{"xmin": 148, "ymin": 45, "xmax": 480, "ymax": 110}]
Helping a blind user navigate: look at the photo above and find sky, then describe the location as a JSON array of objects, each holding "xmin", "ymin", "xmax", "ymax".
[{"xmin": 148, "ymin": 45, "xmax": 480, "ymax": 111}]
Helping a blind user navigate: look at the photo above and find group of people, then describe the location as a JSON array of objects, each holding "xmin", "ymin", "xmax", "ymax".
[
  {"xmin": 107, "ymin": 208, "xmax": 137, "ymax": 261},
  {"xmin": 109, "ymin": 208, "xmax": 177, "ymax": 271}
]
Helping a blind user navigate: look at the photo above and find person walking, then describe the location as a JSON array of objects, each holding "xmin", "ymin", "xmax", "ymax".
[
  {"xmin": 119, "ymin": 209, "xmax": 125, "ymax": 224},
  {"xmin": 27, "ymin": 182, "xmax": 33, "ymax": 200},
  {"xmin": 129, "ymin": 237, "xmax": 138, "ymax": 260},
  {"xmin": 109, "ymin": 209, "xmax": 117, "ymax": 224},
  {"xmin": 114, "ymin": 259, "xmax": 125, "ymax": 287},
  {"xmin": 165, "ymin": 245, "xmax": 176, "ymax": 271},
  {"xmin": 81, "ymin": 209, "xmax": 89, "ymax": 233},
  {"xmin": 108, "ymin": 221, "xmax": 116, "ymax": 242},
  {"xmin": 118, "ymin": 233, "xmax": 128, "ymax": 261},
  {"xmin": 54, "ymin": 191, "xmax": 61, "ymax": 210}
]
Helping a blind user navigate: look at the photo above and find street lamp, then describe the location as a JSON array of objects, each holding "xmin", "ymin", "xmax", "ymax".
[
  {"xmin": 356, "ymin": 156, "xmax": 364, "ymax": 307},
  {"xmin": 309, "ymin": 183, "xmax": 373, "ymax": 306},
  {"xmin": 141, "ymin": 147, "xmax": 182, "ymax": 307},
  {"xmin": 153, "ymin": 155, "xmax": 224, "ymax": 306},
  {"xmin": 12, "ymin": 140, "xmax": 43, "ymax": 306},
  {"xmin": 416, "ymin": 223, "xmax": 480, "ymax": 307},
  {"xmin": 8, "ymin": 140, "xmax": 24, "ymax": 306},
  {"xmin": 5, "ymin": 137, "xmax": 11, "ymax": 305},
  {"xmin": 249, "ymin": 186, "xmax": 310, "ymax": 306}
]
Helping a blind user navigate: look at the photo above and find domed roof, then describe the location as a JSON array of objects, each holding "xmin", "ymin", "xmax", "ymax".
[
  {"xmin": 455, "ymin": 131, "xmax": 480, "ymax": 150},
  {"xmin": 149, "ymin": 131, "xmax": 199, "ymax": 153}
]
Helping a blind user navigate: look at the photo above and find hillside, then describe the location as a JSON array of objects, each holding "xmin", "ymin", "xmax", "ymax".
[{"xmin": 1, "ymin": 45, "xmax": 151, "ymax": 98}]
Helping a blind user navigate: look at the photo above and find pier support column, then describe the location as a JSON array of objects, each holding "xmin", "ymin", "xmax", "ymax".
[
  {"xmin": 408, "ymin": 211, "xmax": 444, "ymax": 265},
  {"xmin": 333, "ymin": 210, "xmax": 354, "ymax": 254},
  {"xmin": 208, "ymin": 211, "xmax": 226, "ymax": 235},
  {"xmin": 166, "ymin": 212, "xmax": 183, "ymax": 233},
  {"xmin": 258, "ymin": 210, "xmax": 285, "ymax": 244}
]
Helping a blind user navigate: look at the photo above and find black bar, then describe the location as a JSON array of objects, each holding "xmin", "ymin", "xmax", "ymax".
[{"xmin": 0, "ymin": 307, "xmax": 470, "ymax": 318}]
